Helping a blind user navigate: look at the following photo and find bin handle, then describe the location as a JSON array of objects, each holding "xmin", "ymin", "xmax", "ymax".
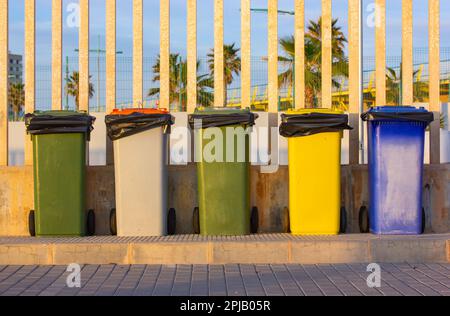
[{"xmin": 163, "ymin": 124, "xmax": 171, "ymax": 134}]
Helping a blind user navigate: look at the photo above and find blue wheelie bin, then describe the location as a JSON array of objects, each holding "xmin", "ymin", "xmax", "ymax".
[{"xmin": 360, "ymin": 106, "xmax": 434, "ymax": 235}]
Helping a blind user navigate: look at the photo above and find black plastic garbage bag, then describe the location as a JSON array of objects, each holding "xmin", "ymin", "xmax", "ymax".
[
  {"xmin": 105, "ymin": 112, "xmax": 174, "ymax": 141},
  {"xmin": 361, "ymin": 109, "xmax": 434, "ymax": 124},
  {"xmin": 280, "ymin": 112, "xmax": 352, "ymax": 137},
  {"xmin": 188, "ymin": 112, "xmax": 259, "ymax": 129},
  {"xmin": 25, "ymin": 112, "xmax": 96, "ymax": 140}
]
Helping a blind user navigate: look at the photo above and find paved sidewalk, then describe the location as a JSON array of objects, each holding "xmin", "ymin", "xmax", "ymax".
[{"xmin": 0, "ymin": 264, "xmax": 450, "ymax": 296}]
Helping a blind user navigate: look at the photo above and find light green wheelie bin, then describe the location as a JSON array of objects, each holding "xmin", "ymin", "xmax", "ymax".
[{"xmin": 188, "ymin": 108, "xmax": 259, "ymax": 236}]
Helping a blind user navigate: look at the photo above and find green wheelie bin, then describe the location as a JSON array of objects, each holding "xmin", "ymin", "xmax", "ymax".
[
  {"xmin": 25, "ymin": 111, "xmax": 96, "ymax": 237},
  {"xmin": 188, "ymin": 108, "xmax": 259, "ymax": 236}
]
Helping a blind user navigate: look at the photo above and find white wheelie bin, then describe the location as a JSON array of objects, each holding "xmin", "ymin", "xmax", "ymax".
[{"xmin": 105, "ymin": 108, "xmax": 175, "ymax": 236}]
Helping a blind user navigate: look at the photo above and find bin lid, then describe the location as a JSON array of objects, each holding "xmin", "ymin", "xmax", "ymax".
[
  {"xmin": 369, "ymin": 106, "xmax": 428, "ymax": 113},
  {"xmin": 189, "ymin": 107, "xmax": 258, "ymax": 129},
  {"xmin": 192, "ymin": 107, "xmax": 252, "ymax": 115},
  {"xmin": 361, "ymin": 106, "xmax": 434, "ymax": 124},
  {"xmin": 280, "ymin": 108, "xmax": 352, "ymax": 138},
  {"xmin": 108, "ymin": 108, "xmax": 169, "ymax": 116},
  {"xmin": 105, "ymin": 108, "xmax": 174, "ymax": 141},
  {"xmin": 285, "ymin": 108, "xmax": 344, "ymax": 115},
  {"xmin": 31, "ymin": 110, "xmax": 92, "ymax": 117},
  {"xmin": 24, "ymin": 110, "xmax": 95, "ymax": 140}
]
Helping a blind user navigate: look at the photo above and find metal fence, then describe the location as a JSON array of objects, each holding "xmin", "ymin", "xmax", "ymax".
[
  {"xmin": 0, "ymin": 0, "xmax": 444, "ymax": 165},
  {"xmin": 15, "ymin": 50, "xmax": 449, "ymax": 118}
]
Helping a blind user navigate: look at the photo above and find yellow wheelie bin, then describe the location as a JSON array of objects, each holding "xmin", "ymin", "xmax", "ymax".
[{"xmin": 280, "ymin": 108, "xmax": 352, "ymax": 235}]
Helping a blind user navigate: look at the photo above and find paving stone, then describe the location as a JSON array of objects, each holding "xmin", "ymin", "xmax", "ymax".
[
  {"xmin": 20, "ymin": 266, "xmax": 66, "ymax": 296},
  {"xmin": 0, "ymin": 266, "xmax": 38, "ymax": 295},
  {"xmin": 269, "ymin": 265, "xmax": 303, "ymax": 296},
  {"xmin": 208, "ymin": 265, "xmax": 227, "ymax": 296},
  {"xmin": 152, "ymin": 265, "xmax": 176, "ymax": 296},
  {"xmin": 12, "ymin": 271, "xmax": 52, "ymax": 295},
  {"xmin": 114, "ymin": 265, "xmax": 146, "ymax": 296},
  {"xmin": 334, "ymin": 264, "xmax": 385, "ymax": 296},
  {"xmin": 301, "ymin": 265, "xmax": 345, "ymax": 296},
  {"xmin": 254, "ymin": 265, "xmax": 285, "ymax": 296},
  {"xmin": 171, "ymin": 265, "xmax": 193, "ymax": 296},
  {"xmin": 239, "ymin": 264, "xmax": 266, "ymax": 296},
  {"xmin": 0, "ymin": 266, "xmax": 21, "ymax": 284},
  {"xmin": 74, "ymin": 265, "xmax": 115, "ymax": 296},
  {"xmin": 286, "ymin": 265, "xmax": 322, "ymax": 296},
  {"xmin": 189, "ymin": 265, "xmax": 209, "ymax": 296},
  {"xmin": 224, "ymin": 264, "xmax": 246, "ymax": 296}
]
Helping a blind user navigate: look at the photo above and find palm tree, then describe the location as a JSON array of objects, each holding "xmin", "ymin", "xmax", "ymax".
[
  {"xmin": 278, "ymin": 17, "xmax": 348, "ymax": 108},
  {"xmin": 384, "ymin": 67, "xmax": 429, "ymax": 105},
  {"xmin": 385, "ymin": 67, "xmax": 401, "ymax": 105},
  {"xmin": 8, "ymin": 82, "xmax": 25, "ymax": 121},
  {"xmin": 148, "ymin": 53, "xmax": 214, "ymax": 111},
  {"xmin": 207, "ymin": 43, "xmax": 241, "ymax": 106},
  {"xmin": 306, "ymin": 18, "xmax": 347, "ymax": 57},
  {"xmin": 65, "ymin": 71, "xmax": 95, "ymax": 111}
]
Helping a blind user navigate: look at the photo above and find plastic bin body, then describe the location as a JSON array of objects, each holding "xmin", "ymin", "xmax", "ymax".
[
  {"xmin": 367, "ymin": 106, "xmax": 428, "ymax": 235},
  {"xmin": 194, "ymin": 109, "xmax": 251, "ymax": 236},
  {"xmin": 32, "ymin": 117, "xmax": 88, "ymax": 237},
  {"xmin": 286, "ymin": 109, "xmax": 343, "ymax": 235},
  {"xmin": 109, "ymin": 108, "xmax": 170, "ymax": 237},
  {"xmin": 113, "ymin": 127, "xmax": 168, "ymax": 236}
]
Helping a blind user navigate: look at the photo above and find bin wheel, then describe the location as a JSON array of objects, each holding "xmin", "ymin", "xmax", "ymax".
[
  {"xmin": 87, "ymin": 209, "xmax": 95, "ymax": 236},
  {"xmin": 282, "ymin": 207, "xmax": 290, "ymax": 233},
  {"xmin": 359, "ymin": 206, "xmax": 369, "ymax": 233},
  {"xmin": 167, "ymin": 208, "xmax": 176, "ymax": 235},
  {"xmin": 250, "ymin": 207, "xmax": 259, "ymax": 234},
  {"xmin": 421, "ymin": 207, "xmax": 426, "ymax": 234},
  {"xmin": 340, "ymin": 207, "xmax": 347, "ymax": 234},
  {"xmin": 193, "ymin": 207, "xmax": 200, "ymax": 234},
  {"xmin": 28, "ymin": 210, "xmax": 36, "ymax": 237},
  {"xmin": 109, "ymin": 208, "xmax": 117, "ymax": 236}
]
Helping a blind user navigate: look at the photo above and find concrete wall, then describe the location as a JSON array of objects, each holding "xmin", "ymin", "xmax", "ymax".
[
  {"xmin": 8, "ymin": 113, "xmax": 108, "ymax": 166},
  {"xmin": 0, "ymin": 167, "xmax": 33, "ymax": 236},
  {"xmin": 1, "ymin": 164, "xmax": 449, "ymax": 236}
]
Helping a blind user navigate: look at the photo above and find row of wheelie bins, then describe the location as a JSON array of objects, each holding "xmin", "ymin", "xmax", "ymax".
[{"xmin": 24, "ymin": 106, "xmax": 434, "ymax": 237}]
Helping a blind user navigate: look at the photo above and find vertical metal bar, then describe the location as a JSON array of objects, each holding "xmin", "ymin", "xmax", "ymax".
[
  {"xmin": 96, "ymin": 35, "xmax": 100, "ymax": 111},
  {"xmin": 133, "ymin": 0, "xmax": 143, "ymax": 106},
  {"xmin": 186, "ymin": 0, "xmax": 197, "ymax": 112},
  {"xmin": 24, "ymin": 0, "xmax": 36, "ymax": 165},
  {"xmin": 402, "ymin": 0, "xmax": 413, "ymax": 105},
  {"xmin": 79, "ymin": 0, "xmax": 90, "ymax": 112},
  {"xmin": 375, "ymin": 0, "xmax": 386, "ymax": 105},
  {"xmin": 268, "ymin": 0, "xmax": 278, "ymax": 112},
  {"xmin": 429, "ymin": 0, "xmax": 440, "ymax": 164},
  {"xmin": 106, "ymin": 0, "xmax": 116, "ymax": 165},
  {"xmin": 321, "ymin": 0, "xmax": 332, "ymax": 108},
  {"xmin": 160, "ymin": 0, "xmax": 170, "ymax": 109},
  {"xmin": 187, "ymin": 0, "xmax": 197, "ymax": 112},
  {"xmin": 52, "ymin": 0, "xmax": 62, "ymax": 110},
  {"xmin": 348, "ymin": 0, "xmax": 361, "ymax": 165},
  {"xmin": 106, "ymin": 0, "xmax": 116, "ymax": 113},
  {"xmin": 0, "ymin": 0, "xmax": 8, "ymax": 166},
  {"xmin": 214, "ymin": 0, "xmax": 224, "ymax": 107},
  {"xmin": 358, "ymin": 0, "xmax": 365, "ymax": 163},
  {"xmin": 241, "ymin": 0, "xmax": 251, "ymax": 109},
  {"xmin": 294, "ymin": 0, "xmax": 305, "ymax": 109}
]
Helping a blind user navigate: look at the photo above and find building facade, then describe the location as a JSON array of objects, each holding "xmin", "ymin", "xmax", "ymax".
[{"xmin": 8, "ymin": 52, "xmax": 22, "ymax": 84}]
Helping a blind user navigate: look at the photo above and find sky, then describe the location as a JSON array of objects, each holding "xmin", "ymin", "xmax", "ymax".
[{"xmin": 6, "ymin": 0, "xmax": 450, "ymax": 109}]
